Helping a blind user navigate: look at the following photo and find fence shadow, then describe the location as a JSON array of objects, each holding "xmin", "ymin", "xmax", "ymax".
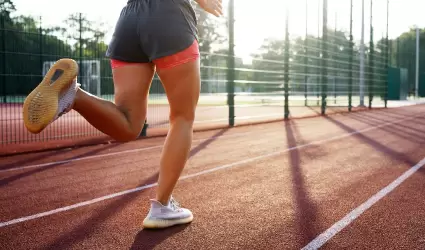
[
  {"xmin": 306, "ymin": 106, "xmax": 321, "ymax": 115},
  {"xmin": 44, "ymin": 172, "xmax": 160, "ymax": 250},
  {"xmin": 129, "ymin": 128, "xmax": 229, "ymax": 250},
  {"xmin": 285, "ymin": 120, "xmax": 318, "ymax": 244},
  {"xmin": 44, "ymin": 128, "xmax": 229, "ymax": 249},
  {"xmin": 129, "ymin": 223, "xmax": 190, "ymax": 250},
  {"xmin": 0, "ymin": 148, "xmax": 71, "ymax": 171},
  {"xmin": 189, "ymin": 128, "xmax": 229, "ymax": 158},
  {"xmin": 0, "ymin": 143, "xmax": 121, "ymax": 187},
  {"xmin": 347, "ymin": 113, "xmax": 425, "ymax": 144},
  {"xmin": 324, "ymin": 115, "xmax": 425, "ymax": 171}
]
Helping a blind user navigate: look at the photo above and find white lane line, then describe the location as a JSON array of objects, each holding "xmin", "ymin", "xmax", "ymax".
[
  {"xmin": 0, "ymin": 131, "xmax": 256, "ymax": 173},
  {"xmin": 302, "ymin": 157, "xmax": 425, "ymax": 250},
  {"xmin": 0, "ymin": 145, "xmax": 163, "ymax": 174},
  {"xmin": 0, "ymin": 115, "xmax": 420, "ymax": 228}
]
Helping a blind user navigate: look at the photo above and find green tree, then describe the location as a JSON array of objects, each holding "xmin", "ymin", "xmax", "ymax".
[
  {"xmin": 192, "ymin": 2, "xmax": 228, "ymax": 93},
  {"xmin": 44, "ymin": 13, "xmax": 111, "ymax": 94},
  {"xmin": 387, "ymin": 27, "xmax": 425, "ymax": 94},
  {"xmin": 251, "ymin": 28, "xmax": 361, "ymax": 95},
  {"xmin": 0, "ymin": 0, "xmax": 15, "ymax": 22},
  {"xmin": 2, "ymin": 14, "xmax": 73, "ymax": 96}
]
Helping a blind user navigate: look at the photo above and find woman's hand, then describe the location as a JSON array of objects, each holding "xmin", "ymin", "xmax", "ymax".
[{"xmin": 195, "ymin": 0, "xmax": 223, "ymax": 17}]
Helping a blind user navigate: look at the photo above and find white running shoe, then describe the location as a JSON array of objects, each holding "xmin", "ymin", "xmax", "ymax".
[
  {"xmin": 143, "ymin": 196, "xmax": 193, "ymax": 229},
  {"xmin": 23, "ymin": 58, "xmax": 79, "ymax": 134}
]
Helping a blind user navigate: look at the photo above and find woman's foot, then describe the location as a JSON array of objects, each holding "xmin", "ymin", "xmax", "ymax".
[
  {"xmin": 23, "ymin": 58, "xmax": 79, "ymax": 134},
  {"xmin": 143, "ymin": 196, "xmax": 193, "ymax": 229}
]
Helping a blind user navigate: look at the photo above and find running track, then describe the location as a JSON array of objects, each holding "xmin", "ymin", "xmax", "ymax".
[{"xmin": 1, "ymin": 105, "xmax": 425, "ymax": 249}]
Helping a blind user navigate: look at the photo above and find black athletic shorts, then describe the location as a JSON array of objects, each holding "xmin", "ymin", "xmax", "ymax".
[{"xmin": 106, "ymin": 0, "xmax": 199, "ymax": 63}]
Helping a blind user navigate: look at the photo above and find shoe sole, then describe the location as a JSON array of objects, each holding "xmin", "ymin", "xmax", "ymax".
[
  {"xmin": 142, "ymin": 214, "xmax": 194, "ymax": 229},
  {"xmin": 23, "ymin": 58, "xmax": 78, "ymax": 134}
]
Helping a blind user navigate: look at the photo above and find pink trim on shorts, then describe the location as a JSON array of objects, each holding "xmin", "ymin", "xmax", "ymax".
[
  {"xmin": 153, "ymin": 39, "xmax": 200, "ymax": 69},
  {"xmin": 110, "ymin": 59, "xmax": 142, "ymax": 69},
  {"xmin": 110, "ymin": 39, "xmax": 200, "ymax": 70}
]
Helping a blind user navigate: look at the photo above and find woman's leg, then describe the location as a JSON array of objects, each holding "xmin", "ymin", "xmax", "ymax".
[
  {"xmin": 73, "ymin": 62, "xmax": 155, "ymax": 142},
  {"xmin": 23, "ymin": 59, "xmax": 155, "ymax": 142},
  {"xmin": 142, "ymin": 40, "xmax": 200, "ymax": 229},
  {"xmin": 154, "ymin": 58, "xmax": 200, "ymax": 205}
]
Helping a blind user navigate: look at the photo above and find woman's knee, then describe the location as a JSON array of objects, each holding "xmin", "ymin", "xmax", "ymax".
[
  {"xmin": 169, "ymin": 109, "xmax": 196, "ymax": 125},
  {"xmin": 114, "ymin": 110, "xmax": 147, "ymax": 142},
  {"xmin": 114, "ymin": 126, "xmax": 143, "ymax": 142}
]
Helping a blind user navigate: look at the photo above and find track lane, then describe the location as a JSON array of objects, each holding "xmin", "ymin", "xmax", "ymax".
[
  {"xmin": 1, "ymin": 106, "xmax": 425, "ymax": 249},
  {"xmin": 1, "ymin": 108, "xmax": 419, "ymax": 222}
]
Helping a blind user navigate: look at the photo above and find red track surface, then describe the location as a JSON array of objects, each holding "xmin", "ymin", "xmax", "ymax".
[{"xmin": 1, "ymin": 105, "xmax": 425, "ymax": 249}]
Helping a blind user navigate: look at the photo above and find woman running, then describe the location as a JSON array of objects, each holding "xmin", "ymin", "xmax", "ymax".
[{"xmin": 22, "ymin": 0, "xmax": 223, "ymax": 229}]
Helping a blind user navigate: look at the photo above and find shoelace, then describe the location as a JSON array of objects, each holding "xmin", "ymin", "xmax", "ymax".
[{"xmin": 169, "ymin": 197, "xmax": 181, "ymax": 211}]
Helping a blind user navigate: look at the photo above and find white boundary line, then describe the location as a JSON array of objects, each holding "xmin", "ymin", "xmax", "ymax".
[
  {"xmin": 0, "ymin": 115, "xmax": 421, "ymax": 228},
  {"xmin": 0, "ymin": 145, "xmax": 163, "ymax": 174},
  {"xmin": 302, "ymin": 157, "xmax": 425, "ymax": 250}
]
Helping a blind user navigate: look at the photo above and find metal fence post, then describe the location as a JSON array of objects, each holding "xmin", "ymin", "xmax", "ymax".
[
  {"xmin": 316, "ymin": 0, "xmax": 320, "ymax": 106},
  {"xmin": 39, "ymin": 16, "xmax": 43, "ymax": 83},
  {"xmin": 227, "ymin": 0, "xmax": 235, "ymax": 126},
  {"xmin": 79, "ymin": 13, "xmax": 83, "ymax": 80},
  {"xmin": 140, "ymin": 119, "xmax": 148, "ymax": 137},
  {"xmin": 304, "ymin": 0, "xmax": 308, "ymax": 107},
  {"xmin": 321, "ymin": 0, "xmax": 328, "ymax": 115},
  {"xmin": 348, "ymin": 0, "xmax": 353, "ymax": 111},
  {"xmin": 396, "ymin": 38, "xmax": 399, "ymax": 68},
  {"xmin": 359, "ymin": 0, "xmax": 365, "ymax": 107},
  {"xmin": 334, "ymin": 13, "xmax": 337, "ymax": 104},
  {"xmin": 384, "ymin": 0, "xmax": 389, "ymax": 108},
  {"xmin": 368, "ymin": 0, "xmax": 374, "ymax": 109},
  {"xmin": 1, "ymin": 14, "xmax": 6, "ymax": 103},
  {"xmin": 284, "ymin": 7, "xmax": 290, "ymax": 119}
]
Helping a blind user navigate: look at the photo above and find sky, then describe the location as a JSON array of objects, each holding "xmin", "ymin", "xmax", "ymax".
[{"xmin": 10, "ymin": 0, "xmax": 425, "ymax": 59}]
